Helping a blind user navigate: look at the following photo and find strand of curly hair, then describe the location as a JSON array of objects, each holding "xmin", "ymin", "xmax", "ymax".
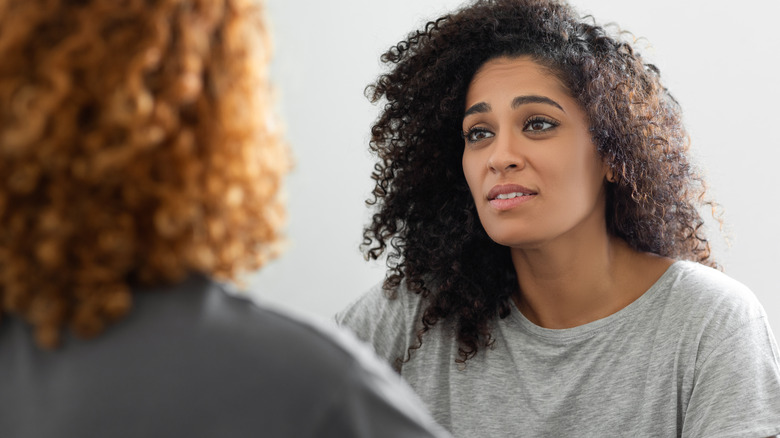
[
  {"xmin": 0, "ymin": 0, "xmax": 288, "ymax": 348},
  {"xmin": 361, "ymin": 0, "xmax": 717, "ymax": 365}
]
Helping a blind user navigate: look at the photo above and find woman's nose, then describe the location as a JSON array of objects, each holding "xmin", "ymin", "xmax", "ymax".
[{"xmin": 487, "ymin": 132, "xmax": 525, "ymax": 173}]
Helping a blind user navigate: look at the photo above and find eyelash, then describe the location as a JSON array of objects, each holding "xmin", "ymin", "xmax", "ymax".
[
  {"xmin": 461, "ymin": 116, "xmax": 560, "ymax": 143},
  {"xmin": 524, "ymin": 116, "xmax": 559, "ymax": 132},
  {"xmin": 461, "ymin": 127, "xmax": 492, "ymax": 143}
]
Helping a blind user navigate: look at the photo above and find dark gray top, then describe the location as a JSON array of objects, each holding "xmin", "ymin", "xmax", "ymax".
[{"xmin": 1, "ymin": 275, "xmax": 450, "ymax": 437}]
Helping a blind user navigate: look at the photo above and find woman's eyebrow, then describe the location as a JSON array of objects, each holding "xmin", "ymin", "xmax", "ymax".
[
  {"xmin": 512, "ymin": 95, "xmax": 565, "ymax": 112},
  {"xmin": 464, "ymin": 102, "xmax": 491, "ymax": 117},
  {"xmin": 464, "ymin": 95, "xmax": 565, "ymax": 119}
]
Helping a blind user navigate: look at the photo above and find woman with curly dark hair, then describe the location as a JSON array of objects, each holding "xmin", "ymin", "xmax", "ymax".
[
  {"xmin": 337, "ymin": 0, "xmax": 780, "ymax": 436},
  {"xmin": 0, "ymin": 0, "xmax": 452, "ymax": 436}
]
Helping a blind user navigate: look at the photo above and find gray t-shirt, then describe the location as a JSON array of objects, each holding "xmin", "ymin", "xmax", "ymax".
[
  {"xmin": 1, "ymin": 275, "xmax": 451, "ymax": 438},
  {"xmin": 336, "ymin": 261, "xmax": 780, "ymax": 437}
]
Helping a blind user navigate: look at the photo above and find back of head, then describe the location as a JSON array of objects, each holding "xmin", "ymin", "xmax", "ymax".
[{"xmin": 0, "ymin": 0, "xmax": 288, "ymax": 348}]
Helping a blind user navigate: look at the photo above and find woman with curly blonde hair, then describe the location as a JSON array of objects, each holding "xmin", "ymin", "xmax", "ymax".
[
  {"xmin": 337, "ymin": 0, "xmax": 780, "ymax": 436},
  {"xmin": 0, "ymin": 0, "xmax": 290, "ymax": 348},
  {"xmin": 0, "ymin": 1, "xmax": 452, "ymax": 436}
]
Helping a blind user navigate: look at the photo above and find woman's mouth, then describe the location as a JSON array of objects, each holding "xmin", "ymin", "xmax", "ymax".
[
  {"xmin": 487, "ymin": 185, "xmax": 537, "ymax": 210},
  {"xmin": 495, "ymin": 192, "xmax": 529, "ymax": 199}
]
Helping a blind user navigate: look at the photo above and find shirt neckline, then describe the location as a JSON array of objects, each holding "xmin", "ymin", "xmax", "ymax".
[{"xmin": 507, "ymin": 260, "xmax": 687, "ymax": 341}]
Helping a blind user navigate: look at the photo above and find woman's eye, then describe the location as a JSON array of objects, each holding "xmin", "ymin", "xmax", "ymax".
[
  {"xmin": 523, "ymin": 117, "xmax": 558, "ymax": 132},
  {"xmin": 463, "ymin": 128, "xmax": 494, "ymax": 143}
]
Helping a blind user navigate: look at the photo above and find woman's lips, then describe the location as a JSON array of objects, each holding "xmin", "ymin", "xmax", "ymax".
[
  {"xmin": 487, "ymin": 184, "xmax": 537, "ymax": 210},
  {"xmin": 489, "ymin": 193, "xmax": 536, "ymax": 210}
]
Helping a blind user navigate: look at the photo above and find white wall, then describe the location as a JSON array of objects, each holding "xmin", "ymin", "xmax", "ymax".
[{"xmin": 249, "ymin": 0, "xmax": 780, "ymax": 337}]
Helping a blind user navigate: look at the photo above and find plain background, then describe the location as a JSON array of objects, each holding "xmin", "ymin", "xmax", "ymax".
[{"xmin": 248, "ymin": 0, "xmax": 780, "ymax": 337}]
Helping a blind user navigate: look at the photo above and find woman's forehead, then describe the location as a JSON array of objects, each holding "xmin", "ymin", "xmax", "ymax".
[{"xmin": 466, "ymin": 57, "xmax": 573, "ymax": 107}]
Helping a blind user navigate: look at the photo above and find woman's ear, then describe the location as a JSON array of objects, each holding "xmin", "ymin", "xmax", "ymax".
[{"xmin": 605, "ymin": 166, "xmax": 617, "ymax": 184}]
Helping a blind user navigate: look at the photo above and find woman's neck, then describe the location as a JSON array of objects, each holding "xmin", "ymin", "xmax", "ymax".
[{"xmin": 510, "ymin": 235, "xmax": 673, "ymax": 329}]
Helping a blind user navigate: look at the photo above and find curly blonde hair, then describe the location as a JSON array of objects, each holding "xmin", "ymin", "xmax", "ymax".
[{"xmin": 0, "ymin": 0, "xmax": 288, "ymax": 348}]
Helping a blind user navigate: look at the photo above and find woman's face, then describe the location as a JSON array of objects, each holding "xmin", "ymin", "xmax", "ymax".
[{"xmin": 461, "ymin": 56, "xmax": 609, "ymax": 250}]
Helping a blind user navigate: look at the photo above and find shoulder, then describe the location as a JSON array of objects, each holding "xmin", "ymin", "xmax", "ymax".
[
  {"xmin": 668, "ymin": 260, "xmax": 754, "ymax": 298},
  {"xmin": 137, "ymin": 276, "xmax": 383, "ymax": 374},
  {"xmin": 50, "ymin": 276, "xmax": 373, "ymax": 385},
  {"xmin": 662, "ymin": 265, "xmax": 780, "ymax": 436},
  {"xmin": 1, "ymin": 277, "xmax": 451, "ymax": 437},
  {"xmin": 336, "ymin": 280, "xmax": 425, "ymax": 333},
  {"xmin": 656, "ymin": 261, "xmax": 775, "ymax": 365},
  {"xmin": 335, "ymin": 280, "xmax": 426, "ymax": 370},
  {"xmin": 662, "ymin": 261, "xmax": 767, "ymax": 330},
  {"xmin": 214, "ymin": 290, "xmax": 452, "ymax": 438}
]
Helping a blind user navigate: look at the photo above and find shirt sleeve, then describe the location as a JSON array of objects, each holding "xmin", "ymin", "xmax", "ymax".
[{"xmin": 683, "ymin": 315, "xmax": 780, "ymax": 438}]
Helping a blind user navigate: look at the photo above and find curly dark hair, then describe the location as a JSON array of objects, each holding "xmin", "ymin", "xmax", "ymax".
[
  {"xmin": 362, "ymin": 0, "xmax": 716, "ymax": 364},
  {"xmin": 0, "ymin": 0, "xmax": 288, "ymax": 348}
]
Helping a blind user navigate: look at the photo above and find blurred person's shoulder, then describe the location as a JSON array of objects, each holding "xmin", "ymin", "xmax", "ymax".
[{"xmin": 0, "ymin": 275, "xmax": 451, "ymax": 437}]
